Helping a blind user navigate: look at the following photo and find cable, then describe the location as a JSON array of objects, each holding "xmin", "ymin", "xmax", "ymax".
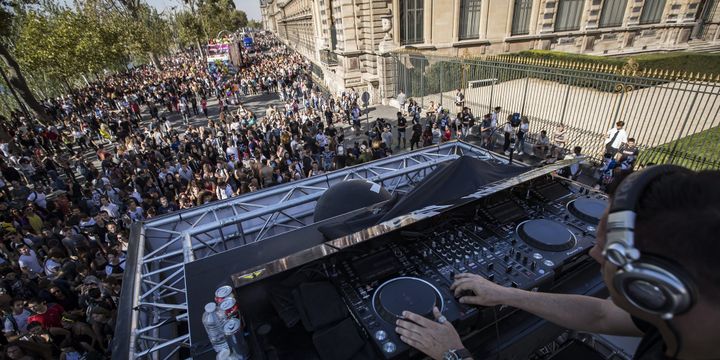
[{"xmin": 666, "ymin": 320, "xmax": 682, "ymax": 359}]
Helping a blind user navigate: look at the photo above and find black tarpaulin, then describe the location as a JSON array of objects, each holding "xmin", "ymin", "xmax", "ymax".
[
  {"xmin": 318, "ymin": 156, "xmax": 528, "ymax": 239},
  {"xmin": 378, "ymin": 155, "xmax": 528, "ymax": 222}
]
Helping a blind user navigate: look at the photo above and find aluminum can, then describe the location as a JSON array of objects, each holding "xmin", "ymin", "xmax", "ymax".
[
  {"xmin": 220, "ymin": 297, "xmax": 240, "ymax": 319},
  {"xmin": 215, "ymin": 285, "xmax": 235, "ymax": 304}
]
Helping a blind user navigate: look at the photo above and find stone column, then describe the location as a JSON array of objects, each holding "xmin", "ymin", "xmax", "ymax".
[{"xmin": 378, "ymin": 14, "xmax": 398, "ymax": 105}]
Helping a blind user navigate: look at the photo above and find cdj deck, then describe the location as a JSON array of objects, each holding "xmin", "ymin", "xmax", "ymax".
[
  {"xmin": 329, "ymin": 178, "xmax": 607, "ymax": 358},
  {"xmin": 186, "ymin": 171, "xmax": 610, "ymax": 360}
]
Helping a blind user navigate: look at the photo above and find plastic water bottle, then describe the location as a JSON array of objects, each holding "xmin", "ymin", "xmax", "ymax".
[
  {"xmin": 203, "ymin": 303, "xmax": 229, "ymax": 353},
  {"xmin": 216, "ymin": 349, "xmax": 243, "ymax": 360}
]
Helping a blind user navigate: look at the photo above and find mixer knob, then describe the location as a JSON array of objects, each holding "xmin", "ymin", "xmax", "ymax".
[
  {"xmin": 464, "ymin": 254, "xmax": 471, "ymax": 262},
  {"xmin": 505, "ymin": 265, "xmax": 513, "ymax": 274},
  {"xmin": 487, "ymin": 273, "xmax": 495, "ymax": 282},
  {"xmin": 515, "ymin": 252, "xmax": 522, "ymax": 261},
  {"xmin": 449, "ymin": 234, "xmax": 455, "ymax": 241},
  {"xmin": 375, "ymin": 330, "xmax": 388, "ymax": 341},
  {"xmin": 510, "ymin": 238, "xmax": 517, "ymax": 245},
  {"xmin": 473, "ymin": 251, "xmax": 480, "ymax": 259},
  {"xmin": 487, "ymin": 263, "xmax": 494, "ymax": 271},
  {"xmin": 530, "ymin": 262, "xmax": 537, "ymax": 271},
  {"xmin": 564, "ymin": 215, "xmax": 570, "ymax": 221},
  {"xmin": 431, "ymin": 241, "xmax": 437, "ymax": 248},
  {"xmin": 522, "ymin": 256, "xmax": 528, "ymax": 265},
  {"xmin": 383, "ymin": 342, "xmax": 397, "ymax": 354},
  {"xmin": 503, "ymin": 255, "xmax": 510, "ymax": 262}
]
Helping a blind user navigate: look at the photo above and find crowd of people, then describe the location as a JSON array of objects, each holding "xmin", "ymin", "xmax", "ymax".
[
  {"xmin": 396, "ymin": 90, "xmax": 641, "ymax": 186},
  {"xmin": 0, "ymin": 31, "xmax": 423, "ymax": 359},
  {"xmin": 0, "ymin": 26, "xmax": 647, "ymax": 358}
]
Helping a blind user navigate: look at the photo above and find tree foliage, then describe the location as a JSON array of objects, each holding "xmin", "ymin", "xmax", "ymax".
[
  {"xmin": 174, "ymin": 0, "xmax": 249, "ymax": 47},
  {"xmin": 15, "ymin": 8, "xmax": 128, "ymax": 81}
]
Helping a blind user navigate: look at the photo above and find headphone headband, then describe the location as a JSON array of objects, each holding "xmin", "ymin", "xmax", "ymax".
[
  {"xmin": 609, "ymin": 164, "xmax": 691, "ymax": 213},
  {"xmin": 604, "ymin": 165, "xmax": 696, "ymax": 320}
]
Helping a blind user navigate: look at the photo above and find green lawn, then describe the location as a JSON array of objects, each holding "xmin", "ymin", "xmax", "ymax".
[{"xmin": 637, "ymin": 126, "xmax": 720, "ymax": 170}]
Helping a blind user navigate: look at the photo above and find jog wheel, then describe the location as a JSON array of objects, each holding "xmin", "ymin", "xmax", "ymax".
[
  {"xmin": 372, "ymin": 277, "xmax": 443, "ymax": 324},
  {"xmin": 567, "ymin": 197, "xmax": 608, "ymax": 225},
  {"xmin": 516, "ymin": 219, "xmax": 576, "ymax": 252}
]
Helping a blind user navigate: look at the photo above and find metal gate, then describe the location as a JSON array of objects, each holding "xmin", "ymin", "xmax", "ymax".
[{"xmin": 393, "ymin": 53, "xmax": 720, "ymax": 170}]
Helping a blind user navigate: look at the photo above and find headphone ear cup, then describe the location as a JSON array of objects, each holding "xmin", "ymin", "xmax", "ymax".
[{"xmin": 612, "ymin": 256, "xmax": 697, "ymax": 318}]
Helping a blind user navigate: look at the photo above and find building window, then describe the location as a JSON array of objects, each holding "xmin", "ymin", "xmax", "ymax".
[
  {"xmin": 599, "ymin": 0, "xmax": 628, "ymax": 27},
  {"xmin": 511, "ymin": 0, "xmax": 533, "ymax": 35},
  {"xmin": 554, "ymin": 0, "xmax": 585, "ymax": 32},
  {"xmin": 400, "ymin": 0, "xmax": 424, "ymax": 45},
  {"xmin": 639, "ymin": 0, "xmax": 666, "ymax": 24},
  {"xmin": 459, "ymin": 0, "xmax": 482, "ymax": 40}
]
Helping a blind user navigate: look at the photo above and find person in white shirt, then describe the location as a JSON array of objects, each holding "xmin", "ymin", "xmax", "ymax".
[
  {"xmin": 3, "ymin": 299, "xmax": 32, "ymax": 338},
  {"xmin": 177, "ymin": 163, "xmax": 193, "ymax": 182},
  {"xmin": 17, "ymin": 245, "xmax": 43, "ymax": 279},
  {"xmin": 225, "ymin": 141, "xmax": 239, "ymax": 161},
  {"xmin": 100, "ymin": 197, "xmax": 120, "ymax": 218},
  {"xmin": 26, "ymin": 188, "xmax": 47, "ymax": 209},
  {"xmin": 604, "ymin": 120, "xmax": 628, "ymax": 156}
]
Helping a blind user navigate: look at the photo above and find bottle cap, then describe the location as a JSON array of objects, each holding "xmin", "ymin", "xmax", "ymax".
[
  {"xmin": 216, "ymin": 349, "xmax": 230, "ymax": 360},
  {"xmin": 204, "ymin": 302, "xmax": 217, "ymax": 313}
]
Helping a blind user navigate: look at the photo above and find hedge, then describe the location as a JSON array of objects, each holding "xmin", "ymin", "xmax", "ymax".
[{"xmin": 509, "ymin": 50, "xmax": 720, "ymax": 76}]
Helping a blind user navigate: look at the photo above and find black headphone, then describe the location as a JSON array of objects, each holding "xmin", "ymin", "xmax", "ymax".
[{"xmin": 603, "ymin": 164, "xmax": 698, "ymax": 321}]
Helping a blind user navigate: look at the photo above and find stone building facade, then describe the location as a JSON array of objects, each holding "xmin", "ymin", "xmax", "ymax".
[{"xmin": 261, "ymin": 0, "xmax": 720, "ymax": 105}]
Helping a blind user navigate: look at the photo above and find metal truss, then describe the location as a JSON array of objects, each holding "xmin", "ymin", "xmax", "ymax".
[{"xmin": 114, "ymin": 141, "xmax": 516, "ymax": 360}]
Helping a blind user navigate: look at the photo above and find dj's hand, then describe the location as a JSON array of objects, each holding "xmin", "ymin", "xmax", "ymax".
[
  {"xmin": 451, "ymin": 273, "xmax": 516, "ymax": 306},
  {"xmin": 395, "ymin": 307, "xmax": 464, "ymax": 360}
]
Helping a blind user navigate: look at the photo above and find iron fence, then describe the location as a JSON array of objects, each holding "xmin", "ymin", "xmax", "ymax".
[{"xmin": 392, "ymin": 53, "xmax": 720, "ymax": 170}]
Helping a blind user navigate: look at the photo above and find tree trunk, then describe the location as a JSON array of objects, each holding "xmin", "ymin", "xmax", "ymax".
[
  {"xmin": 196, "ymin": 39, "xmax": 205, "ymax": 60},
  {"xmin": 149, "ymin": 52, "xmax": 164, "ymax": 71},
  {"xmin": 0, "ymin": 42, "xmax": 50, "ymax": 125}
]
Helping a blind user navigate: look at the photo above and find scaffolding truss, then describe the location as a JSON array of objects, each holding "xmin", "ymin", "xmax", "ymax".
[{"xmin": 114, "ymin": 141, "xmax": 517, "ymax": 360}]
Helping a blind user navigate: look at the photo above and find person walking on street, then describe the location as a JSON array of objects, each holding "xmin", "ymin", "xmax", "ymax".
[
  {"xmin": 410, "ymin": 120, "xmax": 422, "ymax": 151},
  {"xmin": 396, "ymin": 112, "xmax": 407, "ymax": 149}
]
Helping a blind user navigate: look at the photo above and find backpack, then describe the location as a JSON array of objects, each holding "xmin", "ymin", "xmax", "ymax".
[{"xmin": 511, "ymin": 113, "xmax": 521, "ymax": 127}]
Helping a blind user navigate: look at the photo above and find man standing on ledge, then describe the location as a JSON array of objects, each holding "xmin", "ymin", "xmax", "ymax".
[{"xmin": 396, "ymin": 167, "xmax": 720, "ymax": 360}]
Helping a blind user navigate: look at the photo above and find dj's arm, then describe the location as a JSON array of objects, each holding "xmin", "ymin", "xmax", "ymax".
[{"xmin": 451, "ymin": 273, "xmax": 643, "ymax": 337}]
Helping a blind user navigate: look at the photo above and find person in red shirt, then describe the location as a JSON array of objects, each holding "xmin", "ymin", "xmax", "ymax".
[
  {"xmin": 201, "ymin": 97, "xmax": 208, "ymax": 117},
  {"xmin": 26, "ymin": 298, "xmax": 64, "ymax": 329}
]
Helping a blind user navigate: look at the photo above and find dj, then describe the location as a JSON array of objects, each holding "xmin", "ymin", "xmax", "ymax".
[{"xmin": 396, "ymin": 166, "xmax": 720, "ymax": 360}]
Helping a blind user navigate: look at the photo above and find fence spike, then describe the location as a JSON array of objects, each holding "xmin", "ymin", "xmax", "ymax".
[
  {"xmin": 669, "ymin": 70, "xmax": 676, "ymax": 79},
  {"xmin": 701, "ymin": 73, "xmax": 707, "ymax": 81},
  {"xmin": 681, "ymin": 71, "xmax": 688, "ymax": 79},
  {"xmin": 716, "ymin": 73, "xmax": 720, "ymax": 82}
]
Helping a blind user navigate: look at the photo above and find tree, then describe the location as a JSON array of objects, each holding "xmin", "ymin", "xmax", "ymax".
[
  {"xmin": 197, "ymin": 0, "xmax": 248, "ymax": 37},
  {"xmin": 0, "ymin": 0, "xmax": 51, "ymax": 124},
  {"xmin": 247, "ymin": 19, "xmax": 262, "ymax": 29}
]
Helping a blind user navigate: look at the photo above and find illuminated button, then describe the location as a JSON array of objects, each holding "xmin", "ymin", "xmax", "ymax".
[
  {"xmin": 383, "ymin": 342, "xmax": 397, "ymax": 353},
  {"xmin": 587, "ymin": 226, "xmax": 596, "ymax": 233},
  {"xmin": 375, "ymin": 330, "xmax": 387, "ymax": 341},
  {"xmin": 532, "ymin": 253, "xmax": 543, "ymax": 260},
  {"xmin": 543, "ymin": 259, "xmax": 555, "ymax": 267}
]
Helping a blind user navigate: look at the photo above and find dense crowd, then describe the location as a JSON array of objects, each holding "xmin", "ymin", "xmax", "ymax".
[
  {"xmin": 0, "ymin": 32, "xmax": 412, "ymax": 359},
  {"xmin": 0, "ymin": 28, "xmax": 645, "ymax": 358}
]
